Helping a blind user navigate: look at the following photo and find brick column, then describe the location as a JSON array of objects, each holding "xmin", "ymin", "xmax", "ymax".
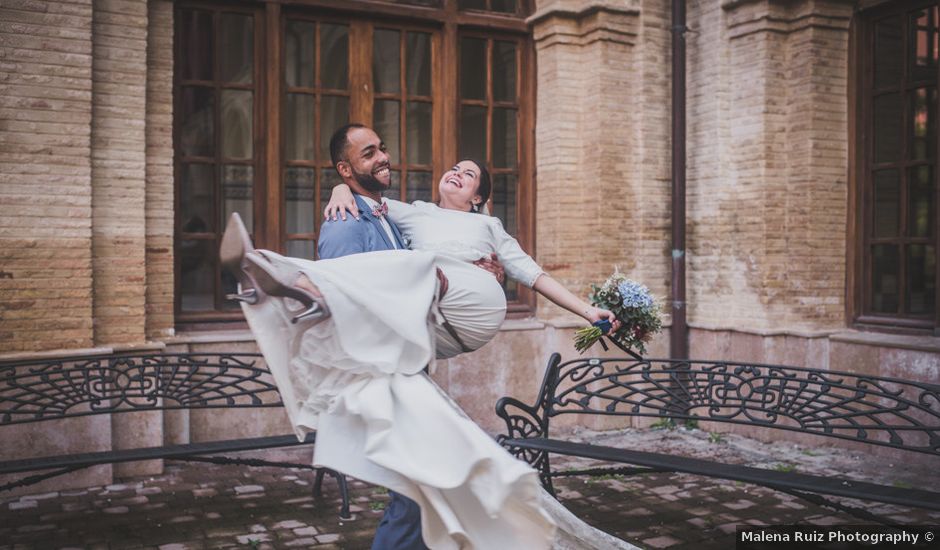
[
  {"xmin": 687, "ymin": 0, "xmax": 853, "ymax": 332},
  {"xmin": 0, "ymin": 0, "xmax": 95, "ymax": 353},
  {"xmin": 530, "ymin": 0, "xmax": 672, "ymax": 323},
  {"xmin": 90, "ymin": 0, "xmax": 148, "ymax": 345},
  {"xmin": 145, "ymin": 0, "xmax": 174, "ymax": 340}
]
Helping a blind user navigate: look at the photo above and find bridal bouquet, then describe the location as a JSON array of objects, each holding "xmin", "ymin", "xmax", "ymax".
[{"xmin": 574, "ymin": 271, "xmax": 663, "ymax": 354}]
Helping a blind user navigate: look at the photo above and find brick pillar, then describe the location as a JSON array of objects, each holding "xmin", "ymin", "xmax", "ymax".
[
  {"xmin": 531, "ymin": 0, "xmax": 672, "ymax": 323},
  {"xmin": 91, "ymin": 0, "xmax": 148, "ymax": 346},
  {"xmin": 0, "ymin": 0, "xmax": 95, "ymax": 353},
  {"xmin": 686, "ymin": 0, "xmax": 852, "ymax": 332},
  {"xmin": 145, "ymin": 0, "xmax": 175, "ymax": 340}
]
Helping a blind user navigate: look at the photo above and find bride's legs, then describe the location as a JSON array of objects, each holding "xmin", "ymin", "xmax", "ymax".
[{"xmin": 244, "ymin": 252, "xmax": 331, "ymax": 325}]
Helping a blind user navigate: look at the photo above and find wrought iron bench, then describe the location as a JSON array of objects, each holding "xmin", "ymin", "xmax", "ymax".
[
  {"xmin": 0, "ymin": 352, "xmax": 350, "ymax": 518},
  {"xmin": 496, "ymin": 351, "xmax": 940, "ymax": 524}
]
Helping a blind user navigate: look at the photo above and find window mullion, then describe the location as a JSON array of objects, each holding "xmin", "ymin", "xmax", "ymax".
[{"xmin": 264, "ymin": 2, "xmax": 282, "ymax": 252}]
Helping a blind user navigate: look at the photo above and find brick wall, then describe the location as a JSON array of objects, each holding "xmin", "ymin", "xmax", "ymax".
[
  {"xmin": 531, "ymin": 0, "xmax": 672, "ymax": 324},
  {"xmin": 145, "ymin": 0, "xmax": 174, "ymax": 340},
  {"xmin": 91, "ymin": 0, "xmax": 148, "ymax": 345},
  {"xmin": 686, "ymin": 0, "xmax": 853, "ymax": 332},
  {"xmin": 0, "ymin": 0, "xmax": 95, "ymax": 353}
]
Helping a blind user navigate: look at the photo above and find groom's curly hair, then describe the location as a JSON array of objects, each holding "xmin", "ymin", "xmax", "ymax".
[{"xmin": 330, "ymin": 123, "xmax": 367, "ymax": 169}]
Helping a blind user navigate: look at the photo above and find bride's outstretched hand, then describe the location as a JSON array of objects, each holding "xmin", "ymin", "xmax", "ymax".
[
  {"xmin": 585, "ymin": 307, "xmax": 621, "ymax": 333},
  {"xmin": 324, "ymin": 183, "xmax": 359, "ymax": 221}
]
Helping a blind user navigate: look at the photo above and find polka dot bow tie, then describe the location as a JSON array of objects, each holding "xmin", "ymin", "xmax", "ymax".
[{"xmin": 372, "ymin": 202, "xmax": 389, "ymax": 218}]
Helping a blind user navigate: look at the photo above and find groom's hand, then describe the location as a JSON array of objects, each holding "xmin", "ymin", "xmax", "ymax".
[{"xmin": 473, "ymin": 253, "xmax": 505, "ymax": 285}]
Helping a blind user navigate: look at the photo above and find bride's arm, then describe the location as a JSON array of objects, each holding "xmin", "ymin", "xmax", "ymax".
[
  {"xmin": 323, "ymin": 184, "xmax": 413, "ymax": 221},
  {"xmin": 490, "ymin": 218, "xmax": 620, "ymax": 329},
  {"xmin": 323, "ymin": 183, "xmax": 359, "ymax": 221},
  {"xmin": 532, "ymin": 275, "xmax": 620, "ymax": 329}
]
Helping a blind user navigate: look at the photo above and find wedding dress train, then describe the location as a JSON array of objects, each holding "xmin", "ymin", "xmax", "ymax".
[{"xmin": 236, "ymin": 248, "xmax": 637, "ymax": 549}]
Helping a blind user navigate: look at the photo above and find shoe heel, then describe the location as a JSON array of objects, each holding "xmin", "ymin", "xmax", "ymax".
[
  {"xmin": 220, "ymin": 213, "xmax": 261, "ymax": 304},
  {"xmin": 244, "ymin": 253, "xmax": 330, "ymax": 325}
]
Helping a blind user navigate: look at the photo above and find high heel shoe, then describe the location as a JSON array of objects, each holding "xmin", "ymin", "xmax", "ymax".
[
  {"xmin": 220, "ymin": 213, "xmax": 261, "ymax": 305},
  {"xmin": 244, "ymin": 252, "xmax": 331, "ymax": 325}
]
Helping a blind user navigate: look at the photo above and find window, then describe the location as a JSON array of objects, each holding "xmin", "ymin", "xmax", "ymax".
[
  {"xmin": 174, "ymin": 1, "xmax": 534, "ymax": 324},
  {"xmin": 856, "ymin": 0, "xmax": 939, "ymax": 331}
]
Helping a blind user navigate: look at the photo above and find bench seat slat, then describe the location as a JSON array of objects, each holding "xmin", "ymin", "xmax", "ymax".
[
  {"xmin": 504, "ymin": 437, "xmax": 940, "ymax": 511},
  {"xmin": 0, "ymin": 433, "xmax": 316, "ymax": 475}
]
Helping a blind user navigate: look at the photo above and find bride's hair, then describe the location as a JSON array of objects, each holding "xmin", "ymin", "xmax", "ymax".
[{"xmin": 464, "ymin": 159, "xmax": 491, "ymax": 214}]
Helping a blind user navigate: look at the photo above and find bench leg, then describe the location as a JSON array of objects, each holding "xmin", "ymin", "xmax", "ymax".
[{"xmin": 313, "ymin": 467, "xmax": 351, "ymax": 520}]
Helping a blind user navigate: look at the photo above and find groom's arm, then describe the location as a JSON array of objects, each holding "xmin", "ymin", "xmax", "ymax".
[{"xmin": 317, "ymin": 217, "xmax": 370, "ymax": 259}]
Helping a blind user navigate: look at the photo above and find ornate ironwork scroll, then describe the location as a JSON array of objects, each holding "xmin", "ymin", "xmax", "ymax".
[{"xmin": 0, "ymin": 353, "xmax": 281, "ymax": 425}]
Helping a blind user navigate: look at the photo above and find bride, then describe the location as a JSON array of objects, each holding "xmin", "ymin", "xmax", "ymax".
[{"xmin": 221, "ymin": 158, "xmax": 636, "ymax": 549}]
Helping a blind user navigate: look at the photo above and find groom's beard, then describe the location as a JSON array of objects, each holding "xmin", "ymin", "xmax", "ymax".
[{"xmin": 352, "ymin": 163, "xmax": 390, "ymax": 194}]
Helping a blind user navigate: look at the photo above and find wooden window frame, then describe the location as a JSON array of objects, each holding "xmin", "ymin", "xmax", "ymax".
[
  {"xmin": 174, "ymin": 2, "xmax": 265, "ymax": 324},
  {"xmin": 850, "ymin": 0, "xmax": 940, "ymax": 334},
  {"xmin": 173, "ymin": 0, "xmax": 537, "ymax": 327}
]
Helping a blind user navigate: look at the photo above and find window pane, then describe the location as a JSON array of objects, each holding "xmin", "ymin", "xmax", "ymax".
[
  {"xmin": 492, "ymin": 108, "xmax": 517, "ymax": 168},
  {"xmin": 286, "ymin": 93, "xmax": 315, "ymax": 161},
  {"xmin": 907, "ymin": 244, "xmax": 936, "ymax": 315},
  {"xmin": 458, "ymin": 0, "xmax": 486, "ymax": 9},
  {"xmin": 180, "ymin": 163, "xmax": 214, "ymax": 233},
  {"xmin": 493, "ymin": 173, "xmax": 517, "ymax": 235},
  {"xmin": 222, "ymin": 165, "xmax": 253, "ymax": 234},
  {"xmin": 387, "ymin": 170, "xmax": 402, "ymax": 200},
  {"xmin": 459, "ymin": 105, "xmax": 487, "ymax": 162},
  {"xmin": 374, "ymin": 29, "xmax": 401, "ymax": 94},
  {"xmin": 221, "ymin": 90, "xmax": 253, "ymax": 159},
  {"xmin": 872, "ymin": 169, "xmax": 899, "ymax": 238},
  {"xmin": 911, "ymin": 7, "xmax": 939, "ymax": 82},
  {"xmin": 493, "ymin": 41, "xmax": 517, "ymax": 102},
  {"xmin": 321, "ymin": 23, "xmax": 349, "ymax": 90},
  {"xmin": 460, "ymin": 37, "xmax": 486, "ymax": 100},
  {"xmin": 491, "ymin": 0, "xmax": 516, "ymax": 13},
  {"xmin": 374, "ymin": 99, "xmax": 401, "ymax": 164},
  {"xmin": 407, "ymin": 32, "xmax": 431, "ymax": 96},
  {"xmin": 180, "ymin": 9, "xmax": 213, "ymax": 81},
  {"xmin": 285, "ymin": 167, "xmax": 316, "ymax": 234},
  {"xmin": 320, "ymin": 169, "xmax": 342, "ymax": 216},
  {"xmin": 407, "ymin": 101, "xmax": 432, "ymax": 165},
  {"xmin": 910, "ymin": 87, "xmax": 936, "ymax": 161},
  {"xmin": 320, "ymin": 96, "xmax": 349, "ymax": 161},
  {"xmin": 180, "ymin": 240, "xmax": 216, "ymax": 312},
  {"xmin": 909, "ymin": 166, "xmax": 934, "ymax": 238},
  {"xmin": 285, "ymin": 21, "xmax": 315, "ymax": 88},
  {"xmin": 180, "ymin": 87, "xmax": 214, "ymax": 157},
  {"xmin": 287, "ymin": 240, "xmax": 316, "ymax": 260},
  {"xmin": 406, "ymin": 171, "xmax": 433, "ymax": 203},
  {"xmin": 874, "ymin": 15, "xmax": 902, "ymax": 88},
  {"xmin": 871, "ymin": 244, "xmax": 900, "ymax": 314},
  {"xmin": 873, "ymin": 93, "xmax": 902, "ymax": 163},
  {"xmin": 220, "ymin": 14, "xmax": 253, "ymax": 84}
]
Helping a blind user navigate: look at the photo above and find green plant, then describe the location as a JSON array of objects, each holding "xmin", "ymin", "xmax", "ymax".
[
  {"xmin": 650, "ymin": 418, "xmax": 677, "ymax": 430},
  {"xmin": 370, "ymin": 501, "xmax": 386, "ymax": 511},
  {"xmin": 683, "ymin": 419, "xmax": 699, "ymax": 430},
  {"xmin": 708, "ymin": 432, "xmax": 723, "ymax": 444},
  {"xmin": 772, "ymin": 463, "xmax": 796, "ymax": 473},
  {"xmin": 800, "ymin": 449, "xmax": 820, "ymax": 457}
]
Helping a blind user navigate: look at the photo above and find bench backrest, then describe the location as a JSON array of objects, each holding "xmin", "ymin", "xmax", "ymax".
[
  {"xmin": 537, "ymin": 353, "xmax": 940, "ymax": 456},
  {"xmin": 0, "ymin": 353, "xmax": 281, "ymax": 425}
]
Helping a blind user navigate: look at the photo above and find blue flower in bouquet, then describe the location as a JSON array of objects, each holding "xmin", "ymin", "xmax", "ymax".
[
  {"xmin": 574, "ymin": 271, "xmax": 663, "ymax": 354},
  {"xmin": 617, "ymin": 280, "xmax": 654, "ymax": 309}
]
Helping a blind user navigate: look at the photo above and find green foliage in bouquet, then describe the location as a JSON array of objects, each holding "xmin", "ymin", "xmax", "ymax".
[{"xmin": 574, "ymin": 272, "xmax": 663, "ymax": 354}]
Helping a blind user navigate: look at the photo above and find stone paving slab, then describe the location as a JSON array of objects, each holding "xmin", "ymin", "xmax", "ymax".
[{"xmin": 1, "ymin": 428, "xmax": 938, "ymax": 549}]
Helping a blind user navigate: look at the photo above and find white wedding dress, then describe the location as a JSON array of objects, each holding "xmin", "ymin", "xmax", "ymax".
[{"xmin": 240, "ymin": 201, "xmax": 637, "ymax": 550}]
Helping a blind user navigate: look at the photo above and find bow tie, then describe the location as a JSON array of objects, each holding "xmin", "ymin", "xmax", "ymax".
[{"xmin": 372, "ymin": 202, "xmax": 388, "ymax": 218}]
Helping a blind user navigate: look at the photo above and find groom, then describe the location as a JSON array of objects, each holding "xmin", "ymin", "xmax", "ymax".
[{"xmin": 318, "ymin": 123, "xmax": 503, "ymax": 550}]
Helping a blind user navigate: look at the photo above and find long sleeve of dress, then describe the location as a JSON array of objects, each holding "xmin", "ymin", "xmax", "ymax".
[{"xmin": 489, "ymin": 218, "xmax": 544, "ymax": 288}]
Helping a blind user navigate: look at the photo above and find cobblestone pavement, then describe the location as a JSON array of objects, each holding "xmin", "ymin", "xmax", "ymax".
[{"xmin": 2, "ymin": 428, "xmax": 938, "ymax": 549}]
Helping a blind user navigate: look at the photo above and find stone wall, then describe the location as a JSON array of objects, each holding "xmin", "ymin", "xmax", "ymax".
[
  {"xmin": 0, "ymin": 0, "xmax": 96, "ymax": 353},
  {"xmin": 0, "ymin": 0, "xmax": 174, "ymax": 354}
]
